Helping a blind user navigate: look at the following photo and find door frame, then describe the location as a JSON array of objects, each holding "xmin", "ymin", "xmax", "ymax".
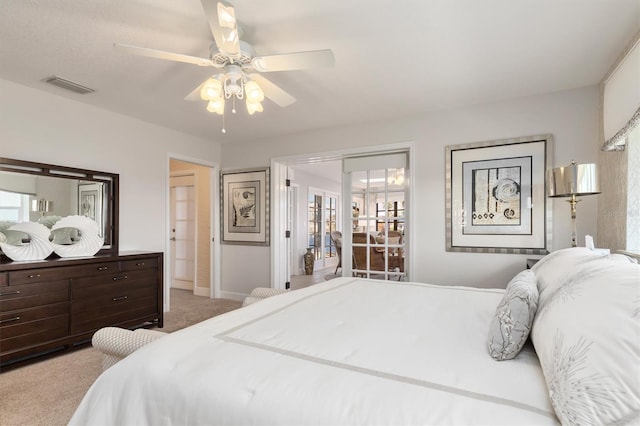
[
  {"xmin": 271, "ymin": 141, "xmax": 415, "ymax": 290},
  {"xmin": 165, "ymin": 154, "xmax": 220, "ymax": 313},
  {"xmin": 287, "ymin": 182, "xmax": 299, "ymax": 277}
]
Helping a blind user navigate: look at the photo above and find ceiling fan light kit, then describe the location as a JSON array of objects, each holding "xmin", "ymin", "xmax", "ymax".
[
  {"xmin": 114, "ymin": 0, "xmax": 334, "ymax": 133},
  {"xmin": 199, "ymin": 72, "xmax": 264, "ymax": 117}
]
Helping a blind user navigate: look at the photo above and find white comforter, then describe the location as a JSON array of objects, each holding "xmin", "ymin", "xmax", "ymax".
[{"xmin": 70, "ymin": 277, "xmax": 558, "ymax": 425}]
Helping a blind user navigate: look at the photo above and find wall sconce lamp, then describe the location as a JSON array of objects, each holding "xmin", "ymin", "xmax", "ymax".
[
  {"xmin": 31, "ymin": 199, "xmax": 53, "ymax": 217},
  {"xmin": 547, "ymin": 161, "xmax": 600, "ymax": 247}
]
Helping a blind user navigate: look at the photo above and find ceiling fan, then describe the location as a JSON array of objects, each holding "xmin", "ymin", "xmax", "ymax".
[{"xmin": 114, "ymin": 0, "xmax": 335, "ymax": 133}]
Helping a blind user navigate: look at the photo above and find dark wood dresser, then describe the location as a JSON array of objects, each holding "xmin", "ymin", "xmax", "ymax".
[{"xmin": 0, "ymin": 251, "xmax": 163, "ymax": 368}]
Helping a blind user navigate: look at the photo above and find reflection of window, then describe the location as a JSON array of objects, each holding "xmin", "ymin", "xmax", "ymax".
[
  {"xmin": 308, "ymin": 192, "xmax": 338, "ymax": 262},
  {"xmin": 0, "ymin": 191, "xmax": 30, "ymax": 222},
  {"xmin": 325, "ymin": 196, "xmax": 337, "ymax": 258},
  {"xmin": 376, "ymin": 200, "xmax": 405, "ymax": 232},
  {"xmin": 308, "ymin": 194, "xmax": 322, "ymax": 260}
]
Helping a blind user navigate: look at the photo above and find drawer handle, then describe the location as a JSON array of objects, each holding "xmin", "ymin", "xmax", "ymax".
[
  {"xmin": 27, "ymin": 274, "xmax": 41, "ymax": 279},
  {"xmin": 112, "ymin": 295, "xmax": 128, "ymax": 302},
  {"xmin": 112, "ymin": 275, "xmax": 128, "ymax": 281},
  {"xmin": 136, "ymin": 262, "xmax": 145, "ymax": 266},
  {"xmin": 0, "ymin": 290, "xmax": 20, "ymax": 296},
  {"xmin": 0, "ymin": 316, "xmax": 20, "ymax": 324},
  {"xmin": 97, "ymin": 266, "xmax": 109, "ymax": 271}
]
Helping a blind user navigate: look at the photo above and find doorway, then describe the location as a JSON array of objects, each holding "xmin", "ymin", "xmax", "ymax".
[
  {"xmin": 272, "ymin": 143, "xmax": 414, "ymax": 290},
  {"xmin": 166, "ymin": 157, "xmax": 219, "ymax": 312},
  {"xmin": 285, "ymin": 162, "xmax": 342, "ymax": 289}
]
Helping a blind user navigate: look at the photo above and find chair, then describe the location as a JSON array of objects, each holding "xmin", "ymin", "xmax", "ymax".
[
  {"xmin": 330, "ymin": 231, "xmax": 343, "ymax": 274},
  {"xmin": 385, "ymin": 230, "xmax": 404, "ymax": 272},
  {"xmin": 352, "ymin": 232, "xmax": 386, "ymax": 277}
]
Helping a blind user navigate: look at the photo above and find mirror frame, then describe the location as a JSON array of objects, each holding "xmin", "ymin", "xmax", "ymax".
[{"xmin": 0, "ymin": 157, "xmax": 119, "ymax": 257}]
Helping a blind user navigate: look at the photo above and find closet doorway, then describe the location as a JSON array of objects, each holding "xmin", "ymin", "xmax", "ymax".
[{"xmin": 166, "ymin": 157, "xmax": 219, "ymax": 312}]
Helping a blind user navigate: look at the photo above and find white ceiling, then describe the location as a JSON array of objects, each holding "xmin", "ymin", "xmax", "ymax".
[{"xmin": 1, "ymin": 0, "xmax": 638, "ymax": 144}]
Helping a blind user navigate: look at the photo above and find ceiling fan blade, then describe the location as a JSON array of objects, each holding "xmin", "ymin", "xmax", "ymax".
[
  {"xmin": 200, "ymin": 0, "xmax": 240, "ymax": 56},
  {"xmin": 184, "ymin": 79, "xmax": 210, "ymax": 101},
  {"xmin": 251, "ymin": 49, "xmax": 335, "ymax": 72},
  {"xmin": 114, "ymin": 43, "xmax": 214, "ymax": 67},
  {"xmin": 248, "ymin": 73, "xmax": 296, "ymax": 107}
]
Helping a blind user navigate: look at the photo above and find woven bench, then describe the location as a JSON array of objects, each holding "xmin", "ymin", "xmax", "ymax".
[
  {"xmin": 93, "ymin": 288, "xmax": 288, "ymax": 370},
  {"xmin": 242, "ymin": 287, "xmax": 288, "ymax": 307},
  {"xmin": 92, "ymin": 326, "xmax": 167, "ymax": 371}
]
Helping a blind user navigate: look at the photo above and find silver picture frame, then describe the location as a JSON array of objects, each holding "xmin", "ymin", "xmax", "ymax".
[
  {"xmin": 445, "ymin": 134, "xmax": 553, "ymax": 254},
  {"xmin": 221, "ymin": 167, "xmax": 270, "ymax": 246}
]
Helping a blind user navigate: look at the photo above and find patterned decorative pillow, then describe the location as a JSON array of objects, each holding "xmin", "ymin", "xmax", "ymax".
[
  {"xmin": 487, "ymin": 269, "xmax": 538, "ymax": 361},
  {"xmin": 531, "ymin": 248, "xmax": 640, "ymax": 425}
]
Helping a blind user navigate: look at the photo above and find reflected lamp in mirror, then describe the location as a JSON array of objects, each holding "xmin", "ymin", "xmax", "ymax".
[
  {"xmin": 31, "ymin": 199, "xmax": 53, "ymax": 217},
  {"xmin": 546, "ymin": 161, "xmax": 600, "ymax": 247}
]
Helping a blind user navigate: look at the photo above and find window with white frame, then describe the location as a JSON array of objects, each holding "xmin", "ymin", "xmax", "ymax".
[{"xmin": 0, "ymin": 190, "xmax": 30, "ymax": 222}]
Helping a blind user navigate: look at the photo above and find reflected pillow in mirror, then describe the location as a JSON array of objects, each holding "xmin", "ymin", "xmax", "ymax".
[{"xmin": 50, "ymin": 227, "xmax": 78, "ymax": 245}]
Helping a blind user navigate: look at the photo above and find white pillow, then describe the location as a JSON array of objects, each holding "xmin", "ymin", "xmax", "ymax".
[
  {"xmin": 531, "ymin": 248, "xmax": 640, "ymax": 425},
  {"xmin": 487, "ymin": 269, "xmax": 538, "ymax": 360}
]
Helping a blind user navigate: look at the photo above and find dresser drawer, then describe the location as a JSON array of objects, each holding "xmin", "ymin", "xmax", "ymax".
[
  {"xmin": 0, "ymin": 280, "xmax": 68, "ymax": 312},
  {"xmin": 71, "ymin": 294, "xmax": 158, "ymax": 334},
  {"xmin": 0, "ymin": 273, "xmax": 7, "ymax": 286},
  {"xmin": 71, "ymin": 269, "xmax": 155, "ymax": 292},
  {"xmin": 67, "ymin": 261, "xmax": 121, "ymax": 277},
  {"xmin": 0, "ymin": 313, "xmax": 68, "ymax": 353},
  {"xmin": 8, "ymin": 267, "xmax": 75, "ymax": 285},
  {"xmin": 71, "ymin": 280, "xmax": 157, "ymax": 313},
  {"xmin": 0, "ymin": 302, "xmax": 68, "ymax": 334},
  {"xmin": 121, "ymin": 257, "xmax": 158, "ymax": 272}
]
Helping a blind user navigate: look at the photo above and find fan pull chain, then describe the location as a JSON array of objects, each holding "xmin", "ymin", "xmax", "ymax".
[
  {"xmin": 222, "ymin": 112, "xmax": 226, "ymax": 134},
  {"xmin": 231, "ymin": 96, "xmax": 237, "ymax": 114}
]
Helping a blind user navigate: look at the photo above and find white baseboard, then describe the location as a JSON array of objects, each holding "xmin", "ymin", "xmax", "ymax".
[
  {"xmin": 193, "ymin": 286, "xmax": 209, "ymax": 297},
  {"xmin": 220, "ymin": 291, "xmax": 248, "ymax": 302}
]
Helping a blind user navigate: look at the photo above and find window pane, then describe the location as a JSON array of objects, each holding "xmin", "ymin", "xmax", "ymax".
[
  {"xmin": 0, "ymin": 210, "xmax": 19, "ymax": 221},
  {"xmin": 0, "ymin": 191, "xmax": 22, "ymax": 207}
]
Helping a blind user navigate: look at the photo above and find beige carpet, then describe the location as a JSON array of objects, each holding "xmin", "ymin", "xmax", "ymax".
[{"xmin": 0, "ymin": 289, "xmax": 241, "ymax": 426}]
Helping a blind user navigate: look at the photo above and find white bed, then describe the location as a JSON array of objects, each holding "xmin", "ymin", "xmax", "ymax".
[
  {"xmin": 71, "ymin": 248, "xmax": 640, "ymax": 425},
  {"xmin": 70, "ymin": 277, "xmax": 558, "ymax": 425}
]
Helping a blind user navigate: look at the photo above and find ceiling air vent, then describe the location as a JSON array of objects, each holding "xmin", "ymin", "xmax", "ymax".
[{"xmin": 43, "ymin": 75, "xmax": 95, "ymax": 94}]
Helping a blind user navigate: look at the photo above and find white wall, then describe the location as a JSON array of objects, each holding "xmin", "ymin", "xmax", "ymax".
[
  {"xmin": 222, "ymin": 86, "xmax": 600, "ymax": 294},
  {"xmin": 0, "ymin": 78, "xmax": 221, "ymax": 288}
]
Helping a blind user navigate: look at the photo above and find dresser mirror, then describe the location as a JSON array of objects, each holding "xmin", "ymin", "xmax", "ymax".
[{"xmin": 0, "ymin": 157, "xmax": 119, "ymax": 257}]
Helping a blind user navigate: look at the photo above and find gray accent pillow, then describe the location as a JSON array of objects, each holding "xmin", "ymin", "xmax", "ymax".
[{"xmin": 487, "ymin": 269, "xmax": 539, "ymax": 361}]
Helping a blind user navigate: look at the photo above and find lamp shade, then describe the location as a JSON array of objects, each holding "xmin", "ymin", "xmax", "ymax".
[
  {"xmin": 546, "ymin": 162, "xmax": 600, "ymax": 197},
  {"xmin": 31, "ymin": 199, "xmax": 53, "ymax": 213}
]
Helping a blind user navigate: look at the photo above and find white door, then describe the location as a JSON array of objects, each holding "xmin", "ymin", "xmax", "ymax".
[
  {"xmin": 170, "ymin": 175, "xmax": 196, "ymax": 291},
  {"xmin": 286, "ymin": 183, "xmax": 298, "ymax": 287},
  {"xmin": 342, "ymin": 153, "xmax": 408, "ymax": 281}
]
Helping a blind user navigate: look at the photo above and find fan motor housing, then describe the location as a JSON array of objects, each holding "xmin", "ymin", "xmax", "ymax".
[{"xmin": 210, "ymin": 40, "xmax": 254, "ymax": 68}]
